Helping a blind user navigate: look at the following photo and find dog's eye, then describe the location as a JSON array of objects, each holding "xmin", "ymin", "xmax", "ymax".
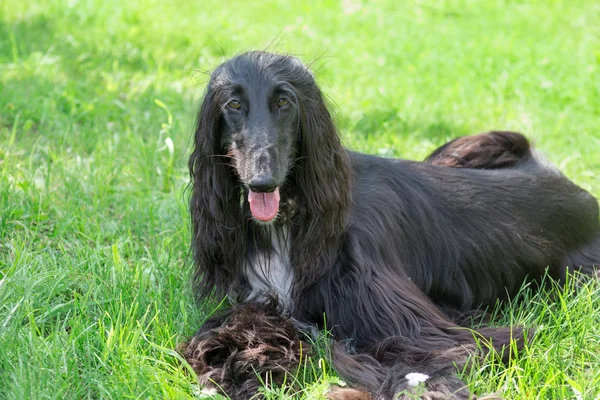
[
  {"xmin": 277, "ymin": 98, "xmax": 289, "ymax": 108},
  {"xmin": 227, "ymin": 100, "xmax": 241, "ymax": 110}
]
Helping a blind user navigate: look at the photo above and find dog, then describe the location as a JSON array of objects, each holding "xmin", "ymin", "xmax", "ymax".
[{"xmin": 185, "ymin": 51, "xmax": 600, "ymax": 398}]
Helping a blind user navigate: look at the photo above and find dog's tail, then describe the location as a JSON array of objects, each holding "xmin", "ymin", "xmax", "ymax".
[{"xmin": 425, "ymin": 131, "xmax": 532, "ymax": 170}]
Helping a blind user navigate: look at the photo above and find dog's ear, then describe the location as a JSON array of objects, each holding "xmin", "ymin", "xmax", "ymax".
[
  {"xmin": 188, "ymin": 81, "xmax": 246, "ymax": 301},
  {"xmin": 290, "ymin": 81, "xmax": 352, "ymax": 287},
  {"xmin": 295, "ymin": 85, "xmax": 351, "ymax": 236}
]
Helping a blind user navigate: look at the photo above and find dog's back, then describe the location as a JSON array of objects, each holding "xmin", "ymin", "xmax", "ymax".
[
  {"xmin": 425, "ymin": 130, "xmax": 600, "ymax": 277},
  {"xmin": 346, "ymin": 138, "xmax": 599, "ymax": 311}
]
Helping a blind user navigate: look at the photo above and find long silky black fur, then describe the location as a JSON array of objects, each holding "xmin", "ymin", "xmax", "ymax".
[{"xmin": 188, "ymin": 51, "xmax": 600, "ymax": 398}]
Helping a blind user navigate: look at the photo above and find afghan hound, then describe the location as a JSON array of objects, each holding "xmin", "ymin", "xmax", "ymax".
[{"xmin": 184, "ymin": 51, "xmax": 600, "ymax": 398}]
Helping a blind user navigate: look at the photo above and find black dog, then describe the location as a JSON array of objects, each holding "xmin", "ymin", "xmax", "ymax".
[{"xmin": 186, "ymin": 51, "xmax": 600, "ymax": 398}]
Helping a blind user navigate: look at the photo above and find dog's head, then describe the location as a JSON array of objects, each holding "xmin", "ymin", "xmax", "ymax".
[
  {"xmin": 190, "ymin": 51, "xmax": 349, "ymax": 225},
  {"xmin": 189, "ymin": 52, "xmax": 351, "ymax": 297},
  {"xmin": 209, "ymin": 52, "xmax": 306, "ymax": 221}
]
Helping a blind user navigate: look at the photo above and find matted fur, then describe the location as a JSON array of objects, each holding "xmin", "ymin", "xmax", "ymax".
[
  {"xmin": 186, "ymin": 51, "xmax": 600, "ymax": 398},
  {"xmin": 182, "ymin": 301, "xmax": 310, "ymax": 399}
]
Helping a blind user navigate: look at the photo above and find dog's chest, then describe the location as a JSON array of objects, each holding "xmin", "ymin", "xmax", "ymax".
[{"xmin": 245, "ymin": 225, "xmax": 293, "ymax": 311}]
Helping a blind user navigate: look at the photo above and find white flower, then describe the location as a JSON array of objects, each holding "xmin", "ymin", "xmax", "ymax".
[
  {"xmin": 405, "ymin": 372, "xmax": 430, "ymax": 386},
  {"xmin": 192, "ymin": 385, "xmax": 217, "ymax": 398},
  {"xmin": 164, "ymin": 137, "xmax": 174, "ymax": 157}
]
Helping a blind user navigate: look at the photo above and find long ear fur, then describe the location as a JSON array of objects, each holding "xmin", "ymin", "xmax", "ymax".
[
  {"xmin": 290, "ymin": 81, "xmax": 352, "ymax": 289},
  {"xmin": 188, "ymin": 81, "xmax": 247, "ymax": 301}
]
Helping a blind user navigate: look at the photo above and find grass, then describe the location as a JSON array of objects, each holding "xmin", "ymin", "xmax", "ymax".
[{"xmin": 1, "ymin": 0, "xmax": 599, "ymax": 398}]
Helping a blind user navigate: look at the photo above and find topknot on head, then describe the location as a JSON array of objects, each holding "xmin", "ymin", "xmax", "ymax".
[{"xmin": 210, "ymin": 51, "xmax": 315, "ymax": 90}]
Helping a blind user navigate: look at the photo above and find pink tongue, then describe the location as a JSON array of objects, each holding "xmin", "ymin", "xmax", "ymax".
[{"xmin": 248, "ymin": 187, "xmax": 280, "ymax": 222}]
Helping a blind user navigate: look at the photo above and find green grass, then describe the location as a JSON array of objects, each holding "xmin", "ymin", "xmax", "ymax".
[{"xmin": 1, "ymin": 0, "xmax": 599, "ymax": 398}]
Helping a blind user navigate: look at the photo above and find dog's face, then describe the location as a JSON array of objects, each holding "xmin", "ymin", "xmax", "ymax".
[{"xmin": 214, "ymin": 57, "xmax": 302, "ymax": 222}]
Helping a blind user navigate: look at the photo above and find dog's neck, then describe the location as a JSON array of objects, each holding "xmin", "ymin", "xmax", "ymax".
[{"xmin": 243, "ymin": 222, "xmax": 294, "ymax": 313}]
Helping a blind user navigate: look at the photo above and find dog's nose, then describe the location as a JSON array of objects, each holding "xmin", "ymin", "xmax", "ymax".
[{"xmin": 248, "ymin": 175, "xmax": 278, "ymax": 193}]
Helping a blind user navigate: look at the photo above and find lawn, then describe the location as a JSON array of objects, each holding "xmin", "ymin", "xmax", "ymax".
[{"xmin": 1, "ymin": 0, "xmax": 599, "ymax": 398}]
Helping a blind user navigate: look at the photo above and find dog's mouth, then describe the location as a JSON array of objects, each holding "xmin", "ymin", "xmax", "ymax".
[{"xmin": 248, "ymin": 187, "xmax": 280, "ymax": 222}]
